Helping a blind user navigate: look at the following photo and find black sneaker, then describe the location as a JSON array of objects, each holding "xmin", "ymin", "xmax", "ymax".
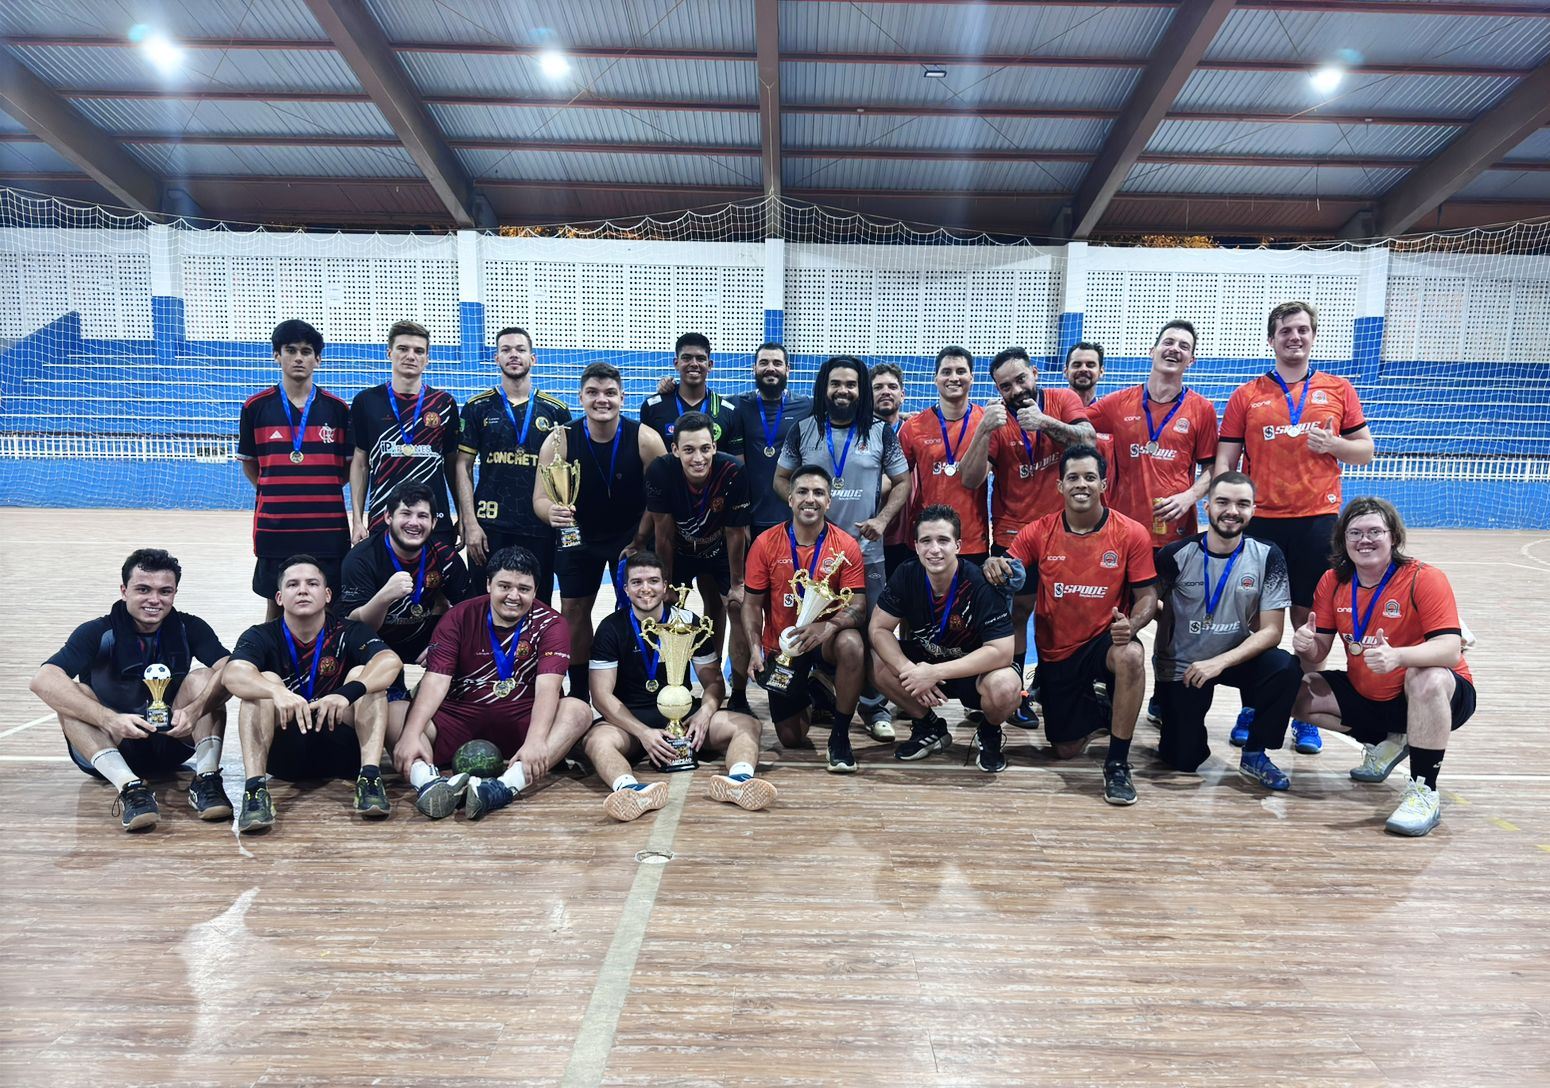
[
  {"xmin": 975, "ymin": 722, "xmax": 1007, "ymax": 773},
  {"xmin": 237, "ymin": 783, "xmax": 276, "ymax": 833},
  {"xmin": 113, "ymin": 779, "xmax": 159, "ymax": 831},
  {"xmin": 354, "ymin": 772, "xmax": 391, "ymax": 819},
  {"xmin": 726, "ymin": 690, "xmax": 753, "ymax": 716},
  {"xmin": 895, "ymin": 716, "xmax": 951, "ymax": 761},
  {"xmin": 1103, "ymin": 761, "xmax": 1137, "ymax": 806},
  {"xmin": 826, "ymin": 731, "xmax": 858, "ymax": 774},
  {"xmin": 1007, "ymin": 693, "xmax": 1041, "ymax": 730},
  {"xmin": 187, "ymin": 771, "xmax": 233, "ymax": 821},
  {"xmin": 466, "ymin": 778, "xmax": 517, "ymax": 821}
]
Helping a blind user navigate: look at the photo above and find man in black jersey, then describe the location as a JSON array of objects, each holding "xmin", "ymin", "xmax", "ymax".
[
  {"xmin": 339, "ymin": 481, "xmax": 474, "ymax": 744},
  {"xmin": 646, "ymin": 410, "xmax": 752, "ymax": 666},
  {"xmin": 535, "ymin": 362, "xmax": 666, "ymax": 700},
  {"xmin": 640, "ymin": 332, "xmax": 741, "ymax": 453},
  {"xmin": 225, "ymin": 556, "xmax": 403, "ymax": 832},
  {"xmin": 870, "ymin": 505, "xmax": 1022, "ymax": 772},
  {"xmin": 583, "ymin": 552, "xmax": 775, "ymax": 822},
  {"xmin": 32, "ymin": 548, "xmax": 234, "ymax": 831},
  {"xmin": 348, "ymin": 320, "xmax": 460, "ymax": 546},
  {"xmin": 455, "ymin": 325, "xmax": 572, "ymax": 596}
]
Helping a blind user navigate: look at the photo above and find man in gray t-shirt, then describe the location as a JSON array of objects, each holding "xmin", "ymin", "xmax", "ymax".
[{"xmin": 1153, "ymin": 471, "xmax": 1302, "ymax": 776}]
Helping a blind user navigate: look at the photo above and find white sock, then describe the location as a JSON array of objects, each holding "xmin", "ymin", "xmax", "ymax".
[
  {"xmin": 409, "ymin": 760, "xmax": 438, "ymax": 789},
  {"xmin": 611, "ymin": 773, "xmax": 638, "ymax": 792},
  {"xmin": 499, "ymin": 762, "xmax": 528, "ymax": 791},
  {"xmin": 728, "ymin": 761, "xmax": 755, "ymax": 779},
  {"xmin": 90, "ymin": 748, "xmax": 138, "ymax": 791},
  {"xmin": 193, "ymin": 737, "xmax": 222, "ymax": 775}
]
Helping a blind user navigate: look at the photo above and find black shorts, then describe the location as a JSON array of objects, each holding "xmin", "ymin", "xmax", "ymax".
[
  {"xmin": 470, "ymin": 527, "xmax": 555, "ymax": 603},
  {"xmin": 555, "ymin": 530, "xmax": 634, "ymax": 601},
  {"xmin": 1245, "ymin": 515, "xmax": 1337, "ymax": 608},
  {"xmin": 762, "ymin": 655, "xmax": 837, "ymax": 724},
  {"xmin": 252, "ymin": 555, "xmax": 343, "ymax": 601},
  {"xmin": 1035, "ymin": 632, "xmax": 1114, "ymax": 744},
  {"xmin": 674, "ymin": 545, "xmax": 732, "ymax": 598},
  {"xmin": 266, "ymin": 723, "xmax": 365, "ymax": 781},
  {"xmin": 68, "ymin": 733, "xmax": 195, "ymax": 781},
  {"xmin": 903, "ymin": 645, "xmax": 983, "ymax": 710},
  {"xmin": 1319, "ymin": 669, "xmax": 1476, "ymax": 744}
]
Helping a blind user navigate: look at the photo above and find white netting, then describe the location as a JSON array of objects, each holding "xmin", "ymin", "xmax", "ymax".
[{"xmin": 1, "ymin": 187, "xmax": 1547, "ymax": 527}]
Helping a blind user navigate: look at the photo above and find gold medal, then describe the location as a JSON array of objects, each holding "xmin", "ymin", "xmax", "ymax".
[
  {"xmin": 763, "ymin": 445, "xmax": 776, "ymax": 457},
  {"xmin": 645, "ymin": 679, "xmax": 659, "ymax": 693},
  {"xmin": 289, "ymin": 450, "xmax": 305, "ymax": 464},
  {"xmin": 493, "ymin": 678, "xmax": 516, "ymax": 697},
  {"xmin": 1348, "ymin": 641, "xmax": 1365, "ymax": 657},
  {"xmin": 409, "ymin": 603, "xmax": 425, "ymax": 618},
  {"xmin": 1145, "ymin": 441, "xmax": 1158, "ymax": 455}
]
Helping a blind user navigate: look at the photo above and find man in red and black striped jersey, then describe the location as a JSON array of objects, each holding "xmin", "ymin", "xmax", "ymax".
[
  {"xmin": 238, "ymin": 320, "xmax": 352, "ymax": 619},
  {"xmin": 348, "ymin": 320, "xmax": 461, "ymax": 547}
]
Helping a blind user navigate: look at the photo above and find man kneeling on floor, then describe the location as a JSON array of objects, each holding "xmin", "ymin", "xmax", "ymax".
[{"xmin": 584, "ymin": 551, "xmax": 775, "ymax": 821}]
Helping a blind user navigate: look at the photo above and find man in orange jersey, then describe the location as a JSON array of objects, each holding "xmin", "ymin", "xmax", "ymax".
[
  {"xmin": 985, "ymin": 444, "xmax": 1157, "ymax": 804},
  {"xmin": 896, "ymin": 347, "xmax": 990, "ymax": 565},
  {"xmin": 1281, "ymin": 498, "xmax": 1473, "ymax": 837},
  {"xmin": 1216, "ymin": 302, "xmax": 1375, "ymax": 755}
]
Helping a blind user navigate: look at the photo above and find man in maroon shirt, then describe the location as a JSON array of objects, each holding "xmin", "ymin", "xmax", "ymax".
[{"xmin": 392, "ymin": 546, "xmax": 592, "ymax": 821}]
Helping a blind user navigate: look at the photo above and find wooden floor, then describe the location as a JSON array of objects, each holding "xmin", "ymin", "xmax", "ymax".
[{"xmin": 3, "ymin": 509, "xmax": 1549, "ymax": 1087}]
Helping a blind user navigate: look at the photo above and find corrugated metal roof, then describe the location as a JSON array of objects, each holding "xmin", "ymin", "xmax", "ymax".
[
  {"xmin": 1455, "ymin": 169, "xmax": 1550, "ymax": 201},
  {"xmin": 1121, "ymin": 161, "xmax": 1408, "ymax": 198},
  {"xmin": 365, "ymin": 0, "xmax": 753, "ymax": 52},
  {"xmin": 0, "ymin": 0, "xmax": 323, "ymax": 39},
  {"xmin": 781, "ymin": 2, "xmax": 1170, "ymax": 59},
  {"xmin": 1205, "ymin": 9, "xmax": 1550, "ymax": 68},
  {"xmin": 785, "ymin": 112, "xmax": 1110, "ymax": 154},
  {"xmin": 782, "ymin": 61, "xmax": 1141, "ymax": 110},
  {"xmin": 457, "ymin": 147, "xmax": 761, "ymax": 186},
  {"xmin": 0, "ymin": 140, "xmax": 82, "ymax": 173},
  {"xmin": 399, "ymin": 52, "xmax": 754, "ymax": 103},
  {"xmin": 3, "ymin": 44, "xmax": 362, "ymax": 93},
  {"xmin": 428, "ymin": 103, "xmax": 756, "ymax": 146},
  {"xmin": 70, "ymin": 98, "xmax": 395, "ymax": 139},
  {"xmin": 786, "ymin": 157, "xmax": 1084, "ymax": 193},
  {"xmin": 126, "ymin": 141, "xmax": 422, "ymax": 177},
  {"xmin": 1101, "ymin": 195, "xmax": 1351, "ymax": 233},
  {"xmin": 1174, "ymin": 69, "xmax": 1519, "ymax": 118},
  {"xmin": 1146, "ymin": 118, "xmax": 1461, "ymax": 160},
  {"xmin": 1502, "ymin": 128, "xmax": 1550, "ymax": 161}
]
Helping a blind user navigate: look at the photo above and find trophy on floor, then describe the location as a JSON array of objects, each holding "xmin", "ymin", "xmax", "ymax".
[
  {"xmin": 143, "ymin": 663, "xmax": 173, "ymax": 732},
  {"xmin": 761, "ymin": 553, "xmax": 854, "ymax": 694},
  {"xmin": 639, "ymin": 586, "xmax": 715, "ymax": 773},
  {"xmin": 539, "ymin": 458, "xmax": 583, "ymax": 550}
]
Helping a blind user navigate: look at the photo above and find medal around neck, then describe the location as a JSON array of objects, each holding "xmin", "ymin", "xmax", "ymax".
[
  {"xmin": 638, "ymin": 585, "xmax": 715, "ymax": 772},
  {"xmin": 761, "ymin": 553, "xmax": 854, "ymax": 694},
  {"xmin": 540, "ymin": 459, "xmax": 584, "ymax": 550},
  {"xmin": 143, "ymin": 663, "xmax": 173, "ymax": 732}
]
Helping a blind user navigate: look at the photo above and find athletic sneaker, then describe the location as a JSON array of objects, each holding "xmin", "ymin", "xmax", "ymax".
[
  {"xmin": 975, "ymin": 722, "xmax": 1007, "ymax": 773},
  {"xmin": 1145, "ymin": 698, "xmax": 1162, "ymax": 727},
  {"xmin": 1385, "ymin": 777, "xmax": 1441, "ymax": 837},
  {"xmin": 603, "ymin": 781, "xmax": 669, "ymax": 822},
  {"xmin": 1230, "ymin": 707, "xmax": 1254, "ymax": 747},
  {"xmin": 709, "ymin": 772, "xmax": 778, "ymax": 811},
  {"xmin": 354, "ymin": 772, "xmax": 391, "ymax": 819},
  {"xmin": 114, "ymin": 779, "xmax": 159, "ymax": 831},
  {"xmin": 187, "ymin": 771, "xmax": 233, "ymax": 820},
  {"xmin": 236, "ymin": 783, "xmax": 275, "ymax": 833},
  {"xmin": 895, "ymin": 716, "xmax": 951, "ymax": 761},
  {"xmin": 1239, "ymin": 750, "xmax": 1291, "ymax": 791},
  {"xmin": 414, "ymin": 775, "xmax": 460, "ymax": 820},
  {"xmin": 1103, "ymin": 761, "xmax": 1137, "ymax": 806},
  {"xmin": 1291, "ymin": 720, "xmax": 1323, "ymax": 754},
  {"xmin": 1350, "ymin": 733, "xmax": 1410, "ymax": 783},
  {"xmin": 726, "ymin": 690, "xmax": 753, "ymax": 716},
  {"xmin": 1007, "ymin": 693, "xmax": 1041, "ymax": 730},
  {"xmin": 864, "ymin": 707, "xmax": 896, "ymax": 742},
  {"xmin": 827, "ymin": 731, "xmax": 858, "ymax": 774},
  {"xmin": 465, "ymin": 778, "xmax": 517, "ymax": 821}
]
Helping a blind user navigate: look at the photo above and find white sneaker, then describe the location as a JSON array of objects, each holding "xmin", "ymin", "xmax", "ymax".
[
  {"xmin": 1350, "ymin": 733, "xmax": 1409, "ymax": 783},
  {"xmin": 1385, "ymin": 777, "xmax": 1441, "ymax": 837},
  {"xmin": 865, "ymin": 710, "xmax": 896, "ymax": 742}
]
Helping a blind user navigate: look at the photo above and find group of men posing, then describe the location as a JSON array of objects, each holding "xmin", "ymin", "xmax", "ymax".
[{"xmin": 33, "ymin": 303, "xmax": 1476, "ymax": 839}]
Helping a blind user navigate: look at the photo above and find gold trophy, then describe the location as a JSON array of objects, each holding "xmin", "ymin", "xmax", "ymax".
[
  {"xmin": 639, "ymin": 585, "xmax": 715, "ymax": 773},
  {"xmin": 143, "ymin": 663, "xmax": 173, "ymax": 731},
  {"xmin": 540, "ymin": 458, "xmax": 583, "ymax": 549},
  {"xmin": 761, "ymin": 553, "xmax": 854, "ymax": 693}
]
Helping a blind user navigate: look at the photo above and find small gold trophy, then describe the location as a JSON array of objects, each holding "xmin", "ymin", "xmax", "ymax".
[
  {"xmin": 639, "ymin": 586, "xmax": 715, "ymax": 773},
  {"xmin": 539, "ymin": 458, "xmax": 583, "ymax": 550},
  {"xmin": 761, "ymin": 553, "xmax": 854, "ymax": 693},
  {"xmin": 143, "ymin": 663, "xmax": 173, "ymax": 732}
]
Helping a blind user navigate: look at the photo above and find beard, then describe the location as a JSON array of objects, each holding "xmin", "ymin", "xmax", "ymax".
[
  {"xmin": 1005, "ymin": 389, "xmax": 1037, "ymax": 411},
  {"xmin": 757, "ymin": 372, "xmax": 788, "ymax": 396},
  {"xmin": 827, "ymin": 397, "xmax": 857, "ymax": 423},
  {"xmin": 1210, "ymin": 515, "xmax": 1245, "ymax": 540}
]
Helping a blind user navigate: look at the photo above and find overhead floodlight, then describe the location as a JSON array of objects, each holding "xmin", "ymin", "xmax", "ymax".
[
  {"xmin": 135, "ymin": 28, "xmax": 185, "ymax": 74},
  {"xmin": 539, "ymin": 50, "xmax": 571, "ymax": 79},
  {"xmin": 923, "ymin": 66, "xmax": 947, "ymax": 78},
  {"xmin": 1310, "ymin": 65, "xmax": 1344, "ymax": 94}
]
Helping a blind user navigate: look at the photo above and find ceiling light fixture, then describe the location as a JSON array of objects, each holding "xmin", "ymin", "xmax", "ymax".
[
  {"xmin": 1310, "ymin": 65, "xmax": 1344, "ymax": 94},
  {"xmin": 539, "ymin": 50, "xmax": 571, "ymax": 79},
  {"xmin": 923, "ymin": 66, "xmax": 946, "ymax": 79},
  {"xmin": 129, "ymin": 25, "xmax": 184, "ymax": 74}
]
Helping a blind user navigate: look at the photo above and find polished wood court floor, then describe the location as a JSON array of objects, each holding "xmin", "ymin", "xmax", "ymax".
[{"xmin": 2, "ymin": 510, "xmax": 1548, "ymax": 1087}]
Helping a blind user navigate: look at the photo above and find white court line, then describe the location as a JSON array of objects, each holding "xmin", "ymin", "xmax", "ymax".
[
  {"xmin": 0, "ymin": 755, "xmax": 72, "ymax": 762},
  {"xmin": 0, "ymin": 714, "xmax": 55, "ymax": 739},
  {"xmin": 560, "ymin": 772, "xmax": 693, "ymax": 1088}
]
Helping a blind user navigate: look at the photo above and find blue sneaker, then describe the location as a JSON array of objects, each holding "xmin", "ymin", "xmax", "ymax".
[
  {"xmin": 1007, "ymin": 693, "xmax": 1041, "ymax": 730},
  {"xmin": 1229, "ymin": 707, "xmax": 1254, "ymax": 747},
  {"xmin": 1239, "ymin": 750, "xmax": 1290, "ymax": 791},
  {"xmin": 1291, "ymin": 720, "xmax": 1323, "ymax": 754},
  {"xmin": 1146, "ymin": 698, "xmax": 1162, "ymax": 727},
  {"xmin": 465, "ymin": 777, "xmax": 517, "ymax": 821}
]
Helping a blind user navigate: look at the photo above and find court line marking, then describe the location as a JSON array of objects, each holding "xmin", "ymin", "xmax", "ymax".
[
  {"xmin": 0, "ymin": 714, "xmax": 54, "ymax": 739},
  {"xmin": 0, "ymin": 755, "xmax": 72, "ymax": 762},
  {"xmin": 560, "ymin": 771, "xmax": 693, "ymax": 1088}
]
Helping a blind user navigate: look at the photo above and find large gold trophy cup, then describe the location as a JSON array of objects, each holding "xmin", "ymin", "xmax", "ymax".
[
  {"xmin": 539, "ymin": 459, "xmax": 583, "ymax": 550},
  {"xmin": 143, "ymin": 663, "xmax": 173, "ymax": 731},
  {"xmin": 761, "ymin": 553, "xmax": 853, "ymax": 693},
  {"xmin": 639, "ymin": 586, "xmax": 716, "ymax": 773}
]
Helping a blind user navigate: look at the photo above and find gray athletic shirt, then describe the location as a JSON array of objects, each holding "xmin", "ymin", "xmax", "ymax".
[
  {"xmin": 1154, "ymin": 535, "xmax": 1291, "ymax": 682},
  {"xmin": 778, "ymin": 417, "xmax": 907, "ymax": 567}
]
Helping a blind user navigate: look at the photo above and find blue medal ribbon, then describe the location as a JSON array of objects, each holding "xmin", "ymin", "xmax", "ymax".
[
  {"xmin": 383, "ymin": 535, "xmax": 429, "ymax": 609},
  {"xmin": 925, "ymin": 564, "xmax": 961, "ymax": 645},
  {"xmin": 498, "ymin": 386, "xmax": 539, "ymax": 447},
  {"xmin": 933, "ymin": 407, "xmax": 971, "ymax": 471},
  {"xmin": 583, "ymin": 421, "xmax": 623, "ymax": 498},
  {"xmin": 1142, "ymin": 388, "xmax": 1188, "ymax": 449},
  {"xmin": 787, "ymin": 523, "xmax": 830, "ymax": 597},
  {"xmin": 759, "ymin": 394, "xmax": 787, "ymax": 453},
  {"xmin": 487, "ymin": 607, "xmax": 529, "ymax": 686},
  {"xmin": 1349, "ymin": 561, "xmax": 1398, "ymax": 655},
  {"xmin": 1270, "ymin": 368, "xmax": 1313, "ymax": 428},
  {"xmin": 282, "ymin": 384, "xmax": 317, "ymax": 460},
  {"xmin": 628, "ymin": 604, "xmax": 670, "ymax": 686},
  {"xmin": 388, "ymin": 381, "xmax": 427, "ymax": 445},
  {"xmin": 825, "ymin": 420, "xmax": 856, "ymax": 483},
  {"xmin": 1018, "ymin": 390, "xmax": 1045, "ymax": 466},
  {"xmin": 1202, "ymin": 538, "xmax": 1244, "ymax": 620},
  {"xmin": 281, "ymin": 622, "xmax": 324, "ymax": 700}
]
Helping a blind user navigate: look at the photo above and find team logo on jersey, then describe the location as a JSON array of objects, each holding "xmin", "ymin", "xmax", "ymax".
[
  {"xmin": 423, "ymin": 411, "xmax": 441, "ymax": 429},
  {"xmin": 1326, "ymin": 493, "xmax": 1337, "ymax": 504},
  {"xmin": 1384, "ymin": 600, "xmax": 1401, "ymax": 618},
  {"xmin": 516, "ymin": 640, "xmax": 533, "ymax": 658},
  {"xmin": 713, "ymin": 423, "xmax": 723, "ymax": 440},
  {"xmin": 1174, "ymin": 418, "xmax": 1190, "ymax": 433},
  {"xmin": 711, "ymin": 497, "xmax": 725, "ymax": 513},
  {"xmin": 319, "ymin": 425, "xmax": 337, "ymax": 445},
  {"xmin": 319, "ymin": 656, "xmax": 339, "ymax": 677},
  {"xmin": 948, "ymin": 614, "xmax": 966, "ymax": 631},
  {"xmin": 536, "ymin": 417, "xmax": 552, "ymax": 431},
  {"xmin": 783, "ymin": 592, "xmax": 799, "ymax": 608},
  {"xmin": 1312, "ymin": 391, "xmax": 1329, "ymax": 404},
  {"xmin": 1100, "ymin": 550, "xmax": 1119, "ymax": 569},
  {"xmin": 425, "ymin": 570, "xmax": 442, "ymax": 590},
  {"xmin": 1240, "ymin": 574, "xmax": 1256, "ymax": 589}
]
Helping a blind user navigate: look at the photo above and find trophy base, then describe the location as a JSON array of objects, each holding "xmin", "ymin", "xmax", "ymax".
[
  {"xmin": 663, "ymin": 735, "xmax": 698, "ymax": 773},
  {"xmin": 758, "ymin": 652, "xmax": 811, "ymax": 695},
  {"xmin": 146, "ymin": 706, "xmax": 172, "ymax": 732},
  {"xmin": 557, "ymin": 526, "xmax": 583, "ymax": 550}
]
